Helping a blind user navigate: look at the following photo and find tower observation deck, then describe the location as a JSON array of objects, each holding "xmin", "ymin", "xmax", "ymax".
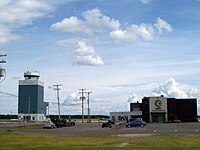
[{"xmin": 24, "ymin": 71, "xmax": 40, "ymax": 80}]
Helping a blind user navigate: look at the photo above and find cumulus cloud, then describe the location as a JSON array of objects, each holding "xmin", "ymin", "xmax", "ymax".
[
  {"xmin": 82, "ymin": 8, "xmax": 120, "ymax": 30},
  {"xmin": 152, "ymin": 78, "xmax": 188, "ymax": 98},
  {"xmin": 51, "ymin": 16, "xmax": 90, "ymax": 34},
  {"xmin": 110, "ymin": 23, "xmax": 155, "ymax": 43},
  {"xmin": 62, "ymin": 93, "xmax": 81, "ymax": 106},
  {"xmin": 0, "ymin": 0, "xmax": 53, "ymax": 25},
  {"xmin": 187, "ymin": 88, "xmax": 200, "ymax": 99},
  {"xmin": 152, "ymin": 77, "xmax": 200, "ymax": 114},
  {"xmin": 128, "ymin": 77, "xmax": 200, "ymax": 105},
  {"xmin": 110, "ymin": 17, "xmax": 172, "ymax": 43},
  {"xmin": 152, "ymin": 77, "xmax": 200, "ymax": 100},
  {"xmin": 0, "ymin": 0, "xmax": 54, "ymax": 44},
  {"xmin": 140, "ymin": 0, "xmax": 152, "ymax": 4},
  {"xmin": 56, "ymin": 38, "xmax": 80, "ymax": 46},
  {"xmin": 74, "ymin": 41, "xmax": 104, "ymax": 66},
  {"xmin": 0, "ymin": 25, "xmax": 18, "ymax": 44},
  {"xmin": 128, "ymin": 93, "xmax": 141, "ymax": 103},
  {"xmin": 51, "ymin": 8, "xmax": 172, "ymax": 44},
  {"xmin": 154, "ymin": 17, "xmax": 173, "ymax": 33},
  {"xmin": 51, "ymin": 8, "xmax": 120, "ymax": 34}
]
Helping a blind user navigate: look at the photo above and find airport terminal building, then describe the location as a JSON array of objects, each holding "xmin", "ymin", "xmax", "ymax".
[{"xmin": 111, "ymin": 95, "xmax": 197, "ymax": 123}]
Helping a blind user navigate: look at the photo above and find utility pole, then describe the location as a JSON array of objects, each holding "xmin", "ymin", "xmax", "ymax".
[
  {"xmin": 86, "ymin": 91, "xmax": 92, "ymax": 123},
  {"xmin": 53, "ymin": 84, "xmax": 62, "ymax": 120},
  {"xmin": 79, "ymin": 89, "xmax": 86, "ymax": 123}
]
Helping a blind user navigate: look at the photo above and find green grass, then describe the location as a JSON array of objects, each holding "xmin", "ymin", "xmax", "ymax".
[
  {"xmin": 0, "ymin": 124, "xmax": 42, "ymax": 131},
  {"xmin": 0, "ymin": 132, "xmax": 200, "ymax": 150}
]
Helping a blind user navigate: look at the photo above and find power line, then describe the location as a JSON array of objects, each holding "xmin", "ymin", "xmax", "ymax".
[{"xmin": 0, "ymin": 91, "xmax": 18, "ymax": 97}]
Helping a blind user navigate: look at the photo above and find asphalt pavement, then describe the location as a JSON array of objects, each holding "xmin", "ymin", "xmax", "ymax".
[{"xmin": 20, "ymin": 122, "xmax": 200, "ymax": 136}]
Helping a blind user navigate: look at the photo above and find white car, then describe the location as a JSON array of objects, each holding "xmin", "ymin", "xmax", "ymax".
[{"xmin": 43, "ymin": 121, "xmax": 56, "ymax": 129}]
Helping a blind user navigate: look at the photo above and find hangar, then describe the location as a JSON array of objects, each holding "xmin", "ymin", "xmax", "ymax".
[{"xmin": 111, "ymin": 95, "xmax": 197, "ymax": 123}]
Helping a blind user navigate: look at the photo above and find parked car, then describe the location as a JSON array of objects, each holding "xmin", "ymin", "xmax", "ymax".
[
  {"xmin": 102, "ymin": 120, "xmax": 114, "ymax": 128},
  {"xmin": 126, "ymin": 120, "xmax": 146, "ymax": 127},
  {"xmin": 61, "ymin": 119, "xmax": 76, "ymax": 127},
  {"xmin": 43, "ymin": 121, "xmax": 56, "ymax": 129}
]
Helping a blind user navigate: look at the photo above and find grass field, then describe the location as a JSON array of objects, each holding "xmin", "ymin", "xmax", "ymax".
[{"xmin": 0, "ymin": 132, "xmax": 200, "ymax": 150}]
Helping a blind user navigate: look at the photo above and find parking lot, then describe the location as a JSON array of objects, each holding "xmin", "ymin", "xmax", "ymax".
[{"xmin": 21, "ymin": 122, "xmax": 200, "ymax": 136}]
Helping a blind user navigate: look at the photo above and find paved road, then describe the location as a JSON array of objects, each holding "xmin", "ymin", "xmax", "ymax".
[{"xmin": 21, "ymin": 122, "xmax": 200, "ymax": 135}]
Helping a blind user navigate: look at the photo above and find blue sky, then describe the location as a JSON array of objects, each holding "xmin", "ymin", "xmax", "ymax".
[{"xmin": 0, "ymin": 0, "xmax": 200, "ymax": 115}]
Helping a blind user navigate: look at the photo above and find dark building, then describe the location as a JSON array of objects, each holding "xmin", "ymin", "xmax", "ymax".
[
  {"xmin": 130, "ymin": 101, "xmax": 142, "ymax": 111},
  {"xmin": 130, "ymin": 96, "xmax": 197, "ymax": 123},
  {"xmin": 167, "ymin": 98, "xmax": 197, "ymax": 122},
  {"xmin": 18, "ymin": 71, "xmax": 49, "ymax": 121}
]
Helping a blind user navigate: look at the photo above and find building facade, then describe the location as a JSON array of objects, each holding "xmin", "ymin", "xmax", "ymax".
[
  {"xmin": 142, "ymin": 96, "xmax": 168, "ymax": 123},
  {"xmin": 110, "ymin": 95, "xmax": 197, "ymax": 123},
  {"xmin": 135, "ymin": 96, "xmax": 197, "ymax": 123},
  {"xmin": 18, "ymin": 71, "xmax": 49, "ymax": 121},
  {"xmin": 110, "ymin": 111, "xmax": 142, "ymax": 122}
]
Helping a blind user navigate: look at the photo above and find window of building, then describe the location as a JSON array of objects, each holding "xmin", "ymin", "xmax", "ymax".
[{"xmin": 133, "ymin": 108, "xmax": 141, "ymax": 111}]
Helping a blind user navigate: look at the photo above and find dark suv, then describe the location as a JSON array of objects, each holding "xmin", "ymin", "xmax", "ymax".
[{"xmin": 101, "ymin": 120, "xmax": 114, "ymax": 128}]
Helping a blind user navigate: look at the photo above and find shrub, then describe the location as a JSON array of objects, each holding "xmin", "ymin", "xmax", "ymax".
[{"xmin": 172, "ymin": 120, "xmax": 181, "ymax": 123}]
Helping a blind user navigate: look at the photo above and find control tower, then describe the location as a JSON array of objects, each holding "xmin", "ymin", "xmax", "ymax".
[{"xmin": 18, "ymin": 71, "xmax": 49, "ymax": 121}]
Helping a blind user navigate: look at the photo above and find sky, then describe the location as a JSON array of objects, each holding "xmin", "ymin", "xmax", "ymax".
[{"xmin": 0, "ymin": 0, "xmax": 200, "ymax": 116}]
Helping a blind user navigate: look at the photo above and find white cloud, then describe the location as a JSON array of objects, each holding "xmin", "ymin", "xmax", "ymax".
[
  {"xmin": 0, "ymin": 25, "xmax": 18, "ymax": 44},
  {"xmin": 56, "ymin": 38, "xmax": 80, "ymax": 46},
  {"xmin": 51, "ymin": 16, "xmax": 90, "ymax": 34},
  {"xmin": 0, "ymin": 0, "xmax": 54, "ymax": 44},
  {"xmin": 51, "ymin": 8, "xmax": 120, "ymax": 34},
  {"xmin": 62, "ymin": 92, "xmax": 81, "ymax": 106},
  {"xmin": 82, "ymin": 8, "xmax": 120, "ymax": 31},
  {"xmin": 0, "ymin": 0, "xmax": 53, "ymax": 25},
  {"xmin": 154, "ymin": 17, "xmax": 173, "ymax": 33},
  {"xmin": 188, "ymin": 88, "xmax": 200, "ymax": 99},
  {"xmin": 99, "ymin": 86, "xmax": 123, "ymax": 92},
  {"xmin": 51, "ymin": 8, "xmax": 172, "ymax": 44},
  {"xmin": 127, "ymin": 78, "xmax": 200, "ymax": 114},
  {"xmin": 110, "ymin": 23, "xmax": 155, "ymax": 43},
  {"xmin": 110, "ymin": 18, "xmax": 172, "ymax": 43},
  {"xmin": 74, "ymin": 41, "xmax": 104, "ymax": 66},
  {"xmin": 152, "ymin": 77, "xmax": 198, "ymax": 98},
  {"xmin": 128, "ymin": 93, "xmax": 141, "ymax": 103},
  {"xmin": 152, "ymin": 77, "xmax": 200, "ymax": 114},
  {"xmin": 140, "ymin": 0, "xmax": 152, "ymax": 4}
]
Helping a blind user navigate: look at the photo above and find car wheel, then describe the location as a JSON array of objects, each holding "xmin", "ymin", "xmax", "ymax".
[
  {"xmin": 128, "ymin": 125, "xmax": 131, "ymax": 128},
  {"xmin": 141, "ymin": 125, "xmax": 144, "ymax": 127}
]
